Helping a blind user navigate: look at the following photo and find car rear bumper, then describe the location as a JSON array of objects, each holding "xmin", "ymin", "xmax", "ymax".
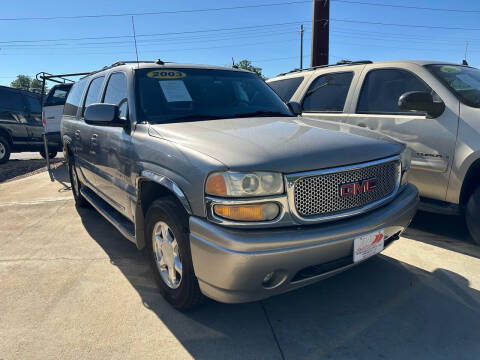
[
  {"xmin": 189, "ymin": 183, "xmax": 419, "ymax": 303},
  {"xmin": 44, "ymin": 132, "xmax": 62, "ymax": 149}
]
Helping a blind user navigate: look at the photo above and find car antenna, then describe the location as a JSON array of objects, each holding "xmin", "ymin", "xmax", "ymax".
[
  {"xmin": 131, "ymin": 16, "xmax": 140, "ymax": 69},
  {"xmin": 232, "ymin": 57, "xmax": 238, "ymax": 69}
]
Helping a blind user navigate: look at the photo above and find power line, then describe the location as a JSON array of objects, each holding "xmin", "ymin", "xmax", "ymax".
[
  {"xmin": 329, "ymin": 18, "xmax": 480, "ymax": 31},
  {"xmin": 0, "ymin": 1, "xmax": 310, "ymax": 21},
  {"xmin": 0, "ymin": 20, "xmax": 308, "ymax": 44},
  {"xmin": 332, "ymin": 0, "xmax": 480, "ymax": 14}
]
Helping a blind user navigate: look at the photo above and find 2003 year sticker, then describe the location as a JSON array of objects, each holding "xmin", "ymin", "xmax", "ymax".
[{"xmin": 147, "ymin": 70, "xmax": 186, "ymax": 79}]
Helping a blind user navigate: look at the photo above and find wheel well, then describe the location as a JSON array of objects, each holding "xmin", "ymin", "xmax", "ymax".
[
  {"xmin": 460, "ymin": 159, "xmax": 480, "ymax": 205},
  {"xmin": 138, "ymin": 180, "xmax": 182, "ymax": 216},
  {"xmin": 0, "ymin": 127, "xmax": 12, "ymax": 145}
]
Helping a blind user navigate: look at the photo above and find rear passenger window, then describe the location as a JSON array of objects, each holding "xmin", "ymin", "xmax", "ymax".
[
  {"xmin": 303, "ymin": 72, "xmax": 353, "ymax": 112},
  {"xmin": 103, "ymin": 73, "xmax": 128, "ymax": 118},
  {"xmin": 0, "ymin": 88, "xmax": 25, "ymax": 112},
  {"xmin": 268, "ymin": 77, "xmax": 304, "ymax": 102},
  {"xmin": 64, "ymin": 79, "xmax": 88, "ymax": 117},
  {"xmin": 83, "ymin": 76, "xmax": 105, "ymax": 113},
  {"xmin": 357, "ymin": 69, "xmax": 431, "ymax": 114}
]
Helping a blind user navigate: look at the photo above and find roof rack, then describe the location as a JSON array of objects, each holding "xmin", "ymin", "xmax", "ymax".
[{"xmin": 275, "ymin": 60, "xmax": 373, "ymax": 77}]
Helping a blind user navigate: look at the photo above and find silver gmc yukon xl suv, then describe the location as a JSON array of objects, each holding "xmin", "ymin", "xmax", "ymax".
[{"xmin": 62, "ymin": 61, "xmax": 418, "ymax": 310}]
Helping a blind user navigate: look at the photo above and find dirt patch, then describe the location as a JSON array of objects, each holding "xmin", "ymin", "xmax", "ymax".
[{"xmin": 0, "ymin": 158, "xmax": 64, "ymax": 183}]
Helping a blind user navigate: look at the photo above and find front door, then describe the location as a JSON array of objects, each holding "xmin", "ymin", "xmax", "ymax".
[{"xmin": 347, "ymin": 67, "xmax": 459, "ymax": 201}]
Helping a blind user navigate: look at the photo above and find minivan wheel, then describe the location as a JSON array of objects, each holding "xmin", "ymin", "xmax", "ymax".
[
  {"xmin": 68, "ymin": 160, "xmax": 88, "ymax": 208},
  {"xmin": 40, "ymin": 149, "xmax": 58, "ymax": 159},
  {"xmin": 0, "ymin": 136, "xmax": 11, "ymax": 164},
  {"xmin": 466, "ymin": 187, "xmax": 480, "ymax": 245},
  {"xmin": 145, "ymin": 197, "xmax": 203, "ymax": 310}
]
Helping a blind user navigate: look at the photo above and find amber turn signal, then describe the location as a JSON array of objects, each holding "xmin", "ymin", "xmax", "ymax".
[
  {"xmin": 205, "ymin": 173, "xmax": 227, "ymax": 196},
  {"xmin": 213, "ymin": 203, "xmax": 279, "ymax": 222}
]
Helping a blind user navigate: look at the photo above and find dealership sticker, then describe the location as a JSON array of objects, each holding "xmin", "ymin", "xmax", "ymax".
[
  {"xmin": 440, "ymin": 66, "xmax": 461, "ymax": 74},
  {"xmin": 353, "ymin": 229, "xmax": 385, "ymax": 263},
  {"xmin": 147, "ymin": 70, "xmax": 186, "ymax": 79}
]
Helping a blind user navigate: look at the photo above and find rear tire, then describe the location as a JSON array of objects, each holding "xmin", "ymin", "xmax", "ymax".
[
  {"xmin": 466, "ymin": 186, "xmax": 480, "ymax": 245},
  {"xmin": 68, "ymin": 159, "xmax": 89, "ymax": 208},
  {"xmin": 145, "ymin": 197, "xmax": 203, "ymax": 310},
  {"xmin": 40, "ymin": 149, "xmax": 58, "ymax": 159},
  {"xmin": 0, "ymin": 136, "xmax": 11, "ymax": 164}
]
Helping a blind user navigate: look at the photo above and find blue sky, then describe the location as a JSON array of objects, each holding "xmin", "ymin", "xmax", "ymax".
[{"xmin": 0, "ymin": 0, "xmax": 479, "ymax": 86}]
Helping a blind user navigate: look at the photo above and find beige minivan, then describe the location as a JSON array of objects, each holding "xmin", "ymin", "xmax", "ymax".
[{"xmin": 268, "ymin": 60, "xmax": 480, "ymax": 244}]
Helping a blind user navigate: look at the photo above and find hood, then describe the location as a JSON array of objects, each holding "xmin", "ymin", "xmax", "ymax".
[{"xmin": 148, "ymin": 117, "xmax": 404, "ymax": 173}]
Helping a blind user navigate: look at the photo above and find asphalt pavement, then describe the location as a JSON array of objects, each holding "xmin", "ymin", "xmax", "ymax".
[{"xmin": 0, "ymin": 165, "xmax": 479, "ymax": 359}]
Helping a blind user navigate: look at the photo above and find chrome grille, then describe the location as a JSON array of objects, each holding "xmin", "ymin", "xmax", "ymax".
[{"xmin": 293, "ymin": 160, "xmax": 400, "ymax": 217}]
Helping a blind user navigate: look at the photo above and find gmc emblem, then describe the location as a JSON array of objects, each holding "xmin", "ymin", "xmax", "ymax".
[{"xmin": 340, "ymin": 177, "xmax": 377, "ymax": 197}]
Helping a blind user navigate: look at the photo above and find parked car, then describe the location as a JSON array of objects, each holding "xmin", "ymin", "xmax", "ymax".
[
  {"xmin": 62, "ymin": 60, "xmax": 418, "ymax": 309},
  {"xmin": 0, "ymin": 85, "xmax": 52, "ymax": 164},
  {"xmin": 42, "ymin": 83, "xmax": 73, "ymax": 158},
  {"xmin": 268, "ymin": 60, "xmax": 480, "ymax": 244}
]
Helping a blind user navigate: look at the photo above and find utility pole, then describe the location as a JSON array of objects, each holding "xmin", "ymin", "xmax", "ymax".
[
  {"xmin": 311, "ymin": 0, "xmax": 330, "ymax": 67},
  {"xmin": 300, "ymin": 24, "xmax": 304, "ymax": 70}
]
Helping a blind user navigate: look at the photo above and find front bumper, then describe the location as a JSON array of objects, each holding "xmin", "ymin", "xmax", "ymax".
[{"xmin": 189, "ymin": 183, "xmax": 419, "ymax": 303}]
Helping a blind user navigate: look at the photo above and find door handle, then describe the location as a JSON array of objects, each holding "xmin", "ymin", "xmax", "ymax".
[
  {"xmin": 74, "ymin": 130, "xmax": 81, "ymax": 140},
  {"xmin": 90, "ymin": 134, "xmax": 98, "ymax": 146}
]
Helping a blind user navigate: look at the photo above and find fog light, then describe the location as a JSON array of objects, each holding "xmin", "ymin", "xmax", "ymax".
[
  {"xmin": 261, "ymin": 270, "xmax": 288, "ymax": 289},
  {"xmin": 213, "ymin": 203, "xmax": 280, "ymax": 222},
  {"xmin": 263, "ymin": 272, "xmax": 275, "ymax": 285}
]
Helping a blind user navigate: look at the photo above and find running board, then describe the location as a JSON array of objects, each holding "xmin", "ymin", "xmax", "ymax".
[{"xmin": 80, "ymin": 187, "xmax": 136, "ymax": 244}]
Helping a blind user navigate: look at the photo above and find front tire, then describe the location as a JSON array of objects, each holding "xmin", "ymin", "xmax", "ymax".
[
  {"xmin": 0, "ymin": 136, "xmax": 11, "ymax": 164},
  {"xmin": 145, "ymin": 197, "xmax": 203, "ymax": 310},
  {"xmin": 466, "ymin": 186, "xmax": 480, "ymax": 245},
  {"xmin": 40, "ymin": 149, "xmax": 58, "ymax": 159}
]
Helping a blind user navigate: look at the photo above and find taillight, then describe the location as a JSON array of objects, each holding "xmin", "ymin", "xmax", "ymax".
[{"xmin": 42, "ymin": 111, "xmax": 46, "ymax": 127}]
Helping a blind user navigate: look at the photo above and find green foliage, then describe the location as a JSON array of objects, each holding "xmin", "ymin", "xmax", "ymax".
[
  {"xmin": 235, "ymin": 59, "xmax": 266, "ymax": 80},
  {"xmin": 10, "ymin": 75, "xmax": 46, "ymax": 93}
]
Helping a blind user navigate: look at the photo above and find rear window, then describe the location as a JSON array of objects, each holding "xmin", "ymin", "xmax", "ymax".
[
  {"xmin": 45, "ymin": 85, "xmax": 72, "ymax": 107},
  {"xmin": 63, "ymin": 79, "xmax": 87, "ymax": 117},
  {"xmin": 268, "ymin": 77, "xmax": 304, "ymax": 102}
]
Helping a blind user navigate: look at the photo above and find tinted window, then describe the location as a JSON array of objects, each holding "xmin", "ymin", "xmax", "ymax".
[
  {"xmin": 83, "ymin": 76, "xmax": 105, "ymax": 114},
  {"xmin": 136, "ymin": 68, "xmax": 291, "ymax": 124},
  {"xmin": 357, "ymin": 69, "xmax": 431, "ymax": 114},
  {"xmin": 64, "ymin": 79, "xmax": 88, "ymax": 117},
  {"xmin": 25, "ymin": 95, "xmax": 41, "ymax": 114},
  {"xmin": 268, "ymin": 77, "xmax": 304, "ymax": 101},
  {"xmin": 103, "ymin": 73, "xmax": 128, "ymax": 118},
  {"xmin": 0, "ymin": 88, "xmax": 25, "ymax": 112},
  {"xmin": 303, "ymin": 72, "xmax": 353, "ymax": 112},
  {"xmin": 45, "ymin": 85, "xmax": 72, "ymax": 106}
]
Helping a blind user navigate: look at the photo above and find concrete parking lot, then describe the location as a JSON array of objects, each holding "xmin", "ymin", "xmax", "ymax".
[{"xmin": 0, "ymin": 163, "xmax": 479, "ymax": 359}]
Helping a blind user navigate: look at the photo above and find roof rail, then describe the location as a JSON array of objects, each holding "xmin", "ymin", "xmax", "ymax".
[{"xmin": 275, "ymin": 60, "xmax": 372, "ymax": 77}]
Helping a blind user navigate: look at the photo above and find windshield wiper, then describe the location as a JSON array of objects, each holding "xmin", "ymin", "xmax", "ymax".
[
  {"xmin": 233, "ymin": 110, "xmax": 292, "ymax": 118},
  {"xmin": 169, "ymin": 114, "xmax": 224, "ymax": 121}
]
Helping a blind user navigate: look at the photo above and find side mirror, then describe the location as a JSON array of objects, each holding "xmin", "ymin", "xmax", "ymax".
[
  {"xmin": 398, "ymin": 91, "xmax": 445, "ymax": 118},
  {"xmin": 84, "ymin": 103, "xmax": 124, "ymax": 126},
  {"xmin": 287, "ymin": 101, "xmax": 302, "ymax": 115}
]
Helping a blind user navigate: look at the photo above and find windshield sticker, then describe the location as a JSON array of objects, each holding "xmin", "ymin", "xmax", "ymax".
[
  {"xmin": 440, "ymin": 66, "xmax": 461, "ymax": 74},
  {"xmin": 159, "ymin": 80, "xmax": 192, "ymax": 102},
  {"xmin": 147, "ymin": 70, "xmax": 186, "ymax": 79}
]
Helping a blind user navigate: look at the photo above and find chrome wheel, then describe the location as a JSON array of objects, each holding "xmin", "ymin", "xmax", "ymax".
[
  {"xmin": 0, "ymin": 142, "xmax": 5, "ymax": 160},
  {"xmin": 152, "ymin": 221, "xmax": 183, "ymax": 289}
]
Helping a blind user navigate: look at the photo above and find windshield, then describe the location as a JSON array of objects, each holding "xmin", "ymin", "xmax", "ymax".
[
  {"xmin": 426, "ymin": 64, "xmax": 480, "ymax": 108},
  {"xmin": 135, "ymin": 68, "xmax": 292, "ymax": 124}
]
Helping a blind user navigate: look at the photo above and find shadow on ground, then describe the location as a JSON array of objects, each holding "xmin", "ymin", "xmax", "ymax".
[
  {"xmin": 404, "ymin": 210, "xmax": 480, "ymax": 259},
  {"xmin": 75, "ymin": 204, "xmax": 480, "ymax": 360},
  {"xmin": 0, "ymin": 158, "xmax": 63, "ymax": 182}
]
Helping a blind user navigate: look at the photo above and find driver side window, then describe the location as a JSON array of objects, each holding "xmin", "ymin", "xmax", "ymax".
[{"xmin": 103, "ymin": 72, "xmax": 128, "ymax": 118}]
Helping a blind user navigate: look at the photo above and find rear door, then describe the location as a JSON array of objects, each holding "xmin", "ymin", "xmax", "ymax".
[
  {"xmin": 0, "ymin": 87, "xmax": 30, "ymax": 146},
  {"xmin": 43, "ymin": 84, "xmax": 72, "ymax": 134},
  {"xmin": 76, "ymin": 76, "xmax": 105, "ymax": 188},
  {"xmin": 23, "ymin": 94, "xmax": 44, "ymax": 144},
  {"xmin": 347, "ymin": 65, "xmax": 459, "ymax": 201}
]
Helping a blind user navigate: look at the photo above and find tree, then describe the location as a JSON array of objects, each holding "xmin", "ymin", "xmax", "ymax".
[
  {"xmin": 235, "ymin": 59, "xmax": 266, "ymax": 80},
  {"xmin": 10, "ymin": 75, "xmax": 46, "ymax": 93}
]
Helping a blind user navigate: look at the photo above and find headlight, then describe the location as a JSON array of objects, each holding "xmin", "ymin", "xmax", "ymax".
[{"xmin": 205, "ymin": 171, "xmax": 284, "ymax": 197}]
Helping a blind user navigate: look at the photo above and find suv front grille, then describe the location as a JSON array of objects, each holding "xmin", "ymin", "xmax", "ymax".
[{"xmin": 293, "ymin": 159, "xmax": 400, "ymax": 218}]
